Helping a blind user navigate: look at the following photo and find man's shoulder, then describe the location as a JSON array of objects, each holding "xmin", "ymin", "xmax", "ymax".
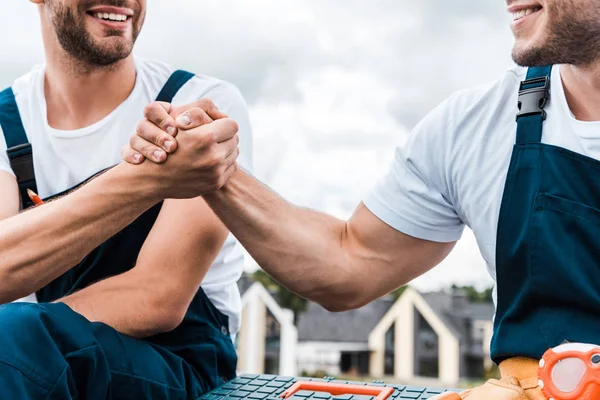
[
  {"xmin": 440, "ymin": 65, "xmax": 526, "ymax": 123},
  {"xmin": 135, "ymin": 57, "xmax": 244, "ymax": 105},
  {"xmin": 1, "ymin": 65, "xmax": 44, "ymax": 104},
  {"xmin": 406, "ymin": 65, "xmax": 526, "ymax": 159}
]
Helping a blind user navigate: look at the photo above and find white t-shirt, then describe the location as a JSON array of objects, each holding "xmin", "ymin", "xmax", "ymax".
[
  {"xmin": 364, "ymin": 65, "xmax": 600, "ymax": 303},
  {"xmin": 0, "ymin": 57, "xmax": 253, "ymax": 336}
]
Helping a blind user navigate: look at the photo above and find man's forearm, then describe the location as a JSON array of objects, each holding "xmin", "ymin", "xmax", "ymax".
[
  {"xmin": 204, "ymin": 169, "xmax": 358, "ymax": 310},
  {"xmin": 0, "ymin": 163, "xmax": 160, "ymax": 303},
  {"xmin": 59, "ymin": 268, "xmax": 179, "ymax": 338}
]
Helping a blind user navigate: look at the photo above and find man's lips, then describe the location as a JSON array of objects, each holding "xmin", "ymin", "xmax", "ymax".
[
  {"xmin": 508, "ymin": 3, "xmax": 543, "ymax": 21},
  {"xmin": 85, "ymin": 6, "xmax": 134, "ymax": 29},
  {"xmin": 87, "ymin": 5, "xmax": 134, "ymax": 17}
]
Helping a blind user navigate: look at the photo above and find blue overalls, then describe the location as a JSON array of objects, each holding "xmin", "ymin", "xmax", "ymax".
[
  {"xmin": 0, "ymin": 71, "xmax": 237, "ymax": 399},
  {"xmin": 492, "ymin": 66, "xmax": 600, "ymax": 363}
]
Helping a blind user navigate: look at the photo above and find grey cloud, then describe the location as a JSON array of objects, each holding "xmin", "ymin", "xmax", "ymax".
[{"xmin": 134, "ymin": 1, "xmax": 330, "ymax": 106}]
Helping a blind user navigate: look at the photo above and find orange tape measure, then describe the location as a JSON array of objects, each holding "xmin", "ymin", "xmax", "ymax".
[{"xmin": 539, "ymin": 343, "xmax": 600, "ymax": 400}]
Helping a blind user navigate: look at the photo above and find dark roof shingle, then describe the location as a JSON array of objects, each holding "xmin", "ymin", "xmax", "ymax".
[{"xmin": 297, "ymin": 297, "xmax": 395, "ymax": 343}]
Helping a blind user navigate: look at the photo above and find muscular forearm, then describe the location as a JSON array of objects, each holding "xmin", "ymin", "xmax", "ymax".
[
  {"xmin": 204, "ymin": 169, "xmax": 361, "ymax": 310},
  {"xmin": 59, "ymin": 269, "xmax": 179, "ymax": 338},
  {"xmin": 0, "ymin": 163, "xmax": 160, "ymax": 303},
  {"xmin": 61, "ymin": 197, "xmax": 228, "ymax": 338}
]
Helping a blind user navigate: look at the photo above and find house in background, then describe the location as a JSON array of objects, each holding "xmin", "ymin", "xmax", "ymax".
[
  {"xmin": 296, "ymin": 297, "xmax": 395, "ymax": 376},
  {"xmin": 235, "ymin": 279, "xmax": 297, "ymax": 376},
  {"xmin": 234, "ymin": 277, "xmax": 494, "ymax": 386},
  {"xmin": 368, "ymin": 287, "xmax": 494, "ymax": 385}
]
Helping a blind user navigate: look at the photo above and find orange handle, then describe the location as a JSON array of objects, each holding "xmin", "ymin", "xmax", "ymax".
[{"xmin": 280, "ymin": 381, "xmax": 394, "ymax": 400}]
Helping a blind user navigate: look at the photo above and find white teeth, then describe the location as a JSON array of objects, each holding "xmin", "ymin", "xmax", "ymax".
[
  {"xmin": 94, "ymin": 12, "xmax": 128, "ymax": 22},
  {"xmin": 513, "ymin": 8, "xmax": 539, "ymax": 21}
]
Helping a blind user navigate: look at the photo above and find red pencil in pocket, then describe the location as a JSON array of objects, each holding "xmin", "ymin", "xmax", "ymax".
[{"xmin": 27, "ymin": 189, "xmax": 44, "ymax": 206}]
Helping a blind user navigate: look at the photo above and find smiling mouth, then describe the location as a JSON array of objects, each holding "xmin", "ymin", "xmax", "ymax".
[
  {"xmin": 512, "ymin": 6, "xmax": 543, "ymax": 22},
  {"xmin": 87, "ymin": 11, "xmax": 131, "ymax": 22}
]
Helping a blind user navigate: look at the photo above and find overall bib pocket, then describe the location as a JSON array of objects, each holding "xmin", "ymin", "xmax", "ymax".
[{"xmin": 530, "ymin": 192, "xmax": 600, "ymax": 347}]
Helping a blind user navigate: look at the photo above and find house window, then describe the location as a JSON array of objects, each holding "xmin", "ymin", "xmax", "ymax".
[
  {"xmin": 384, "ymin": 323, "xmax": 395, "ymax": 376},
  {"xmin": 340, "ymin": 352, "xmax": 370, "ymax": 376},
  {"xmin": 414, "ymin": 309, "xmax": 439, "ymax": 378},
  {"xmin": 264, "ymin": 309, "xmax": 280, "ymax": 374}
]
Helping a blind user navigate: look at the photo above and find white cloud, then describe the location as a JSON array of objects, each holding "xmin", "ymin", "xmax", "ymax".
[{"xmin": 1, "ymin": 1, "xmax": 510, "ymax": 293}]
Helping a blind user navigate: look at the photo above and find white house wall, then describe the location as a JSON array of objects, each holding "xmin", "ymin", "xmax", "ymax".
[
  {"xmin": 476, "ymin": 319, "xmax": 494, "ymax": 372},
  {"xmin": 238, "ymin": 283, "xmax": 298, "ymax": 376},
  {"xmin": 296, "ymin": 341, "xmax": 371, "ymax": 376},
  {"xmin": 368, "ymin": 288, "xmax": 460, "ymax": 385}
]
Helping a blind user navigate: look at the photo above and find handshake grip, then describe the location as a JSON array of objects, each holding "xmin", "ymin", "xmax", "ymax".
[{"xmin": 124, "ymin": 99, "xmax": 241, "ymax": 200}]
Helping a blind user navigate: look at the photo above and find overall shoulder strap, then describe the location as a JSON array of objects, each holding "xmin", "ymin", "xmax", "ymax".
[
  {"xmin": 155, "ymin": 70, "xmax": 195, "ymax": 103},
  {"xmin": 0, "ymin": 87, "xmax": 37, "ymax": 209},
  {"xmin": 516, "ymin": 66, "xmax": 553, "ymax": 144}
]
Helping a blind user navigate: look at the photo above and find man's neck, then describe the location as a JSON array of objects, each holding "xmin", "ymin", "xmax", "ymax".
[
  {"xmin": 560, "ymin": 62, "xmax": 600, "ymax": 122},
  {"xmin": 44, "ymin": 54, "xmax": 136, "ymax": 131}
]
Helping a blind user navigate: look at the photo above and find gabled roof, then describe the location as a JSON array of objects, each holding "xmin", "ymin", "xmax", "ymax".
[
  {"xmin": 420, "ymin": 291, "xmax": 494, "ymax": 341},
  {"xmin": 297, "ymin": 296, "xmax": 395, "ymax": 343},
  {"xmin": 466, "ymin": 303, "xmax": 495, "ymax": 321}
]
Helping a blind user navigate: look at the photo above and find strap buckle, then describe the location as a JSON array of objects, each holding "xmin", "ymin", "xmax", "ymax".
[
  {"xmin": 7, "ymin": 143, "xmax": 35, "ymax": 183},
  {"xmin": 516, "ymin": 76, "xmax": 550, "ymax": 121}
]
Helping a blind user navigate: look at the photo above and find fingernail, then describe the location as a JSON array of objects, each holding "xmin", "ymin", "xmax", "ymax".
[
  {"xmin": 133, "ymin": 153, "xmax": 142, "ymax": 162},
  {"xmin": 164, "ymin": 140, "xmax": 174, "ymax": 152},
  {"xmin": 167, "ymin": 126, "xmax": 176, "ymax": 135},
  {"xmin": 176, "ymin": 113, "xmax": 191, "ymax": 126},
  {"xmin": 153, "ymin": 150, "xmax": 164, "ymax": 161}
]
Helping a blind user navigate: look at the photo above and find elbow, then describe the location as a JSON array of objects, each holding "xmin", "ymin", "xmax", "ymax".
[
  {"xmin": 314, "ymin": 282, "xmax": 372, "ymax": 313},
  {"xmin": 145, "ymin": 294, "xmax": 189, "ymax": 335},
  {"xmin": 320, "ymin": 296, "xmax": 370, "ymax": 313},
  {"xmin": 147, "ymin": 308, "xmax": 186, "ymax": 335}
]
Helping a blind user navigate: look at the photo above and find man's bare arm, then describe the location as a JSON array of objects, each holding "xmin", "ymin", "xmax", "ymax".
[
  {"xmin": 0, "ymin": 114, "xmax": 239, "ymax": 304},
  {"xmin": 0, "ymin": 171, "xmax": 19, "ymax": 220},
  {"xmin": 57, "ymin": 105, "xmax": 235, "ymax": 337},
  {"xmin": 203, "ymin": 169, "xmax": 456, "ymax": 311},
  {"xmin": 0, "ymin": 164, "xmax": 160, "ymax": 303},
  {"xmin": 59, "ymin": 197, "xmax": 229, "ymax": 337},
  {"xmin": 125, "ymin": 101, "xmax": 455, "ymax": 312}
]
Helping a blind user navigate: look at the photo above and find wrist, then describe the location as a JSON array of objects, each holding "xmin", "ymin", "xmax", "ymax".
[
  {"xmin": 114, "ymin": 162, "xmax": 165, "ymax": 205},
  {"xmin": 204, "ymin": 167, "xmax": 243, "ymax": 203}
]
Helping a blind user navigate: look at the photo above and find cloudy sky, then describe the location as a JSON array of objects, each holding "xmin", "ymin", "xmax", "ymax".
[{"xmin": 2, "ymin": 1, "xmax": 518, "ymax": 292}]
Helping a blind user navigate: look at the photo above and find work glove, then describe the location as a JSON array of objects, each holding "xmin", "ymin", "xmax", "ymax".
[{"xmin": 429, "ymin": 376, "xmax": 544, "ymax": 400}]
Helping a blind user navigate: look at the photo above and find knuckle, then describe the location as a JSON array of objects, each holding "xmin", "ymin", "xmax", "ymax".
[
  {"xmin": 227, "ymin": 118, "xmax": 239, "ymax": 133},
  {"xmin": 143, "ymin": 102, "xmax": 159, "ymax": 118},
  {"xmin": 129, "ymin": 132, "xmax": 140, "ymax": 147},
  {"xmin": 198, "ymin": 131, "xmax": 217, "ymax": 148},
  {"xmin": 198, "ymin": 97, "xmax": 215, "ymax": 108},
  {"xmin": 154, "ymin": 133, "xmax": 166, "ymax": 147},
  {"xmin": 143, "ymin": 144, "xmax": 157, "ymax": 157},
  {"xmin": 206, "ymin": 130, "xmax": 217, "ymax": 144},
  {"xmin": 136, "ymin": 120, "xmax": 151, "ymax": 138},
  {"xmin": 208, "ymin": 153, "xmax": 222, "ymax": 168}
]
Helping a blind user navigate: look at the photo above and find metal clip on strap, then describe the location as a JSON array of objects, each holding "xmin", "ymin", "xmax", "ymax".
[
  {"xmin": 7, "ymin": 143, "xmax": 35, "ymax": 183},
  {"xmin": 516, "ymin": 76, "xmax": 550, "ymax": 121}
]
